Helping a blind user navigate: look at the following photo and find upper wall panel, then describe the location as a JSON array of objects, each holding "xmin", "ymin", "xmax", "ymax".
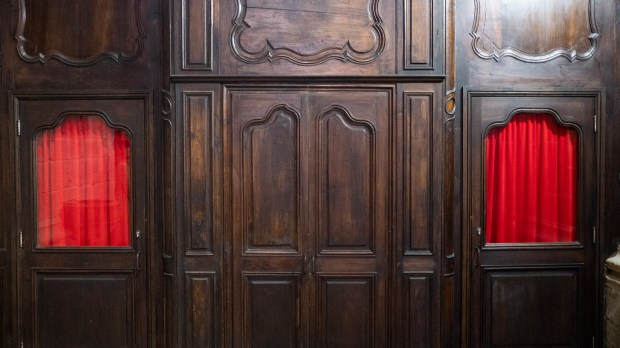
[
  {"xmin": 17, "ymin": 0, "xmax": 145, "ymax": 66},
  {"xmin": 470, "ymin": 0, "xmax": 598, "ymax": 63},
  {"xmin": 171, "ymin": 0, "xmax": 444, "ymax": 76}
]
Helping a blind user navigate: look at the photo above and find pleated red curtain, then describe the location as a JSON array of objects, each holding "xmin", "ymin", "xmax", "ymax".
[
  {"xmin": 37, "ymin": 116, "xmax": 130, "ymax": 247},
  {"xmin": 485, "ymin": 113, "xmax": 578, "ymax": 243}
]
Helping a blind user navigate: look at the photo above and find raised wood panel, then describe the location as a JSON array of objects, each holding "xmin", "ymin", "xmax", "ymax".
[
  {"xmin": 318, "ymin": 107, "xmax": 375, "ymax": 255},
  {"xmin": 185, "ymin": 273, "xmax": 216, "ymax": 348},
  {"xmin": 17, "ymin": 0, "xmax": 145, "ymax": 66},
  {"xmin": 231, "ymin": 0, "xmax": 385, "ymax": 65},
  {"xmin": 243, "ymin": 275, "xmax": 299, "ymax": 348},
  {"xmin": 182, "ymin": 0, "xmax": 213, "ymax": 70},
  {"xmin": 404, "ymin": 274, "xmax": 432, "ymax": 348},
  {"xmin": 34, "ymin": 272, "xmax": 135, "ymax": 348},
  {"xmin": 242, "ymin": 106, "xmax": 300, "ymax": 254},
  {"xmin": 404, "ymin": 93, "xmax": 433, "ymax": 254},
  {"xmin": 405, "ymin": 0, "xmax": 433, "ymax": 69},
  {"xmin": 483, "ymin": 268, "xmax": 580, "ymax": 347},
  {"xmin": 471, "ymin": 0, "xmax": 598, "ymax": 62},
  {"xmin": 318, "ymin": 275, "xmax": 375, "ymax": 348},
  {"xmin": 185, "ymin": 92, "xmax": 214, "ymax": 253}
]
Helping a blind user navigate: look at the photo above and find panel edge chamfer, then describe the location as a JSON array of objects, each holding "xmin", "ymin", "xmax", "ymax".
[
  {"xmin": 318, "ymin": 105, "xmax": 377, "ymax": 256},
  {"xmin": 470, "ymin": 0, "xmax": 599, "ymax": 63},
  {"xmin": 16, "ymin": 0, "xmax": 146, "ymax": 66},
  {"xmin": 230, "ymin": 0, "xmax": 386, "ymax": 65},
  {"xmin": 404, "ymin": 0, "xmax": 434, "ymax": 69},
  {"xmin": 241, "ymin": 104, "xmax": 302, "ymax": 255},
  {"xmin": 184, "ymin": 91, "xmax": 215, "ymax": 254}
]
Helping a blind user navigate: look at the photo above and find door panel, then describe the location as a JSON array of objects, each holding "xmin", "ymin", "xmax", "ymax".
[
  {"xmin": 227, "ymin": 86, "xmax": 392, "ymax": 347},
  {"xmin": 15, "ymin": 93, "xmax": 149, "ymax": 348},
  {"xmin": 465, "ymin": 90, "xmax": 600, "ymax": 347}
]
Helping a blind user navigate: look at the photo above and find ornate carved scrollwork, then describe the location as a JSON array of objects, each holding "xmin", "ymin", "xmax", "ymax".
[{"xmin": 231, "ymin": 0, "xmax": 385, "ymax": 65}]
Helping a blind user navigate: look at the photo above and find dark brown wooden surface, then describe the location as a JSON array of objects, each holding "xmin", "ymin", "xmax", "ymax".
[{"xmin": 0, "ymin": 0, "xmax": 619, "ymax": 347}]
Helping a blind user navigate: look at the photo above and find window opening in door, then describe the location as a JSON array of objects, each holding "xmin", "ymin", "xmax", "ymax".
[
  {"xmin": 485, "ymin": 112, "xmax": 578, "ymax": 243},
  {"xmin": 36, "ymin": 115, "xmax": 131, "ymax": 247}
]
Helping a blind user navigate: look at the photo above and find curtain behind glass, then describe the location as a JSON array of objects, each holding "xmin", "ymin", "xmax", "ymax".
[
  {"xmin": 37, "ymin": 116, "xmax": 130, "ymax": 247},
  {"xmin": 485, "ymin": 113, "xmax": 578, "ymax": 243}
]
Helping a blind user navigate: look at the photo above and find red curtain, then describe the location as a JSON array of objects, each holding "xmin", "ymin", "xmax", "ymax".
[
  {"xmin": 485, "ymin": 113, "xmax": 577, "ymax": 243},
  {"xmin": 37, "ymin": 116, "xmax": 130, "ymax": 246}
]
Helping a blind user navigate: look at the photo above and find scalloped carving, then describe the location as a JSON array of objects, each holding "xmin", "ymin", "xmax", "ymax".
[
  {"xmin": 470, "ymin": 0, "xmax": 599, "ymax": 62},
  {"xmin": 16, "ymin": 0, "xmax": 145, "ymax": 66},
  {"xmin": 231, "ymin": 0, "xmax": 385, "ymax": 65}
]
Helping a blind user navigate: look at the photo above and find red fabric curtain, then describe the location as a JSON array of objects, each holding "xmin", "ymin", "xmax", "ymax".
[
  {"xmin": 485, "ymin": 113, "xmax": 578, "ymax": 243},
  {"xmin": 37, "ymin": 116, "xmax": 130, "ymax": 246}
]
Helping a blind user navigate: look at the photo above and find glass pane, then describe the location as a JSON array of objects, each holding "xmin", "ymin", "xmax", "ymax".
[
  {"xmin": 36, "ymin": 116, "xmax": 130, "ymax": 247},
  {"xmin": 485, "ymin": 113, "xmax": 578, "ymax": 243}
]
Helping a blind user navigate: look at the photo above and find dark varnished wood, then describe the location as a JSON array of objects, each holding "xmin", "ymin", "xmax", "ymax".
[{"xmin": 463, "ymin": 90, "xmax": 600, "ymax": 347}]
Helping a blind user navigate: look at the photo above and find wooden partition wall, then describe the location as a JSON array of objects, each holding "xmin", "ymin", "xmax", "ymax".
[{"xmin": 0, "ymin": 0, "xmax": 619, "ymax": 347}]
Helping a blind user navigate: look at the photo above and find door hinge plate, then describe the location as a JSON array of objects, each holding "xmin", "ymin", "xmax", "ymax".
[
  {"xmin": 593, "ymin": 227, "xmax": 596, "ymax": 244},
  {"xmin": 17, "ymin": 119, "xmax": 21, "ymax": 136},
  {"xmin": 19, "ymin": 230, "xmax": 23, "ymax": 248},
  {"xmin": 594, "ymin": 115, "xmax": 598, "ymax": 133}
]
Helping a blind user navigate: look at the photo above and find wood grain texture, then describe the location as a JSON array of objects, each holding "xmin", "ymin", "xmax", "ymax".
[
  {"xmin": 471, "ymin": 0, "xmax": 598, "ymax": 62},
  {"xmin": 185, "ymin": 273, "xmax": 216, "ymax": 348},
  {"xmin": 231, "ymin": 0, "xmax": 385, "ymax": 65},
  {"xmin": 17, "ymin": 0, "xmax": 145, "ymax": 66}
]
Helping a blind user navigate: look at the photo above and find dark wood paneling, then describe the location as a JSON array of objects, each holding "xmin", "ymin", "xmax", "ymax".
[
  {"xmin": 219, "ymin": 1, "xmax": 396, "ymax": 76},
  {"xmin": 185, "ymin": 273, "xmax": 216, "ymax": 348},
  {"xmin": 404, "ymin": 274, "xmax": 432, "ymax": 348},
  {"xmin": 243, "ymin": 275, "xmax": 300, "ymax": 348},
  {"xmin": 231, "ymin": 0, "xmax": 385, "ymax": 65},
  {"xmin": 17, "ymin": 0, "xmax": 144, "ymax": 65},
  {"xmin": 471, "ymin": 0, "xmax": 598, "ymax": 62},
  {"xmin": 404, "ymin": 92, "xmax": 433, "ymax": 254},
  {"xmin": 242, "ymin": 107, "xmax": 300, "ymax": 254},
  {"xmin": 185, "ymin": 92, "xmax": 215, "ymax": 253},
  {"xmin": 405, "ymin": 0, "xmax": 433, "ymax": 69},
  {"xmin": 35, "ymin": 272, "xmax": 135, "ymax": 348},
  {"xmin": 318, "ymin": 107, "xmax": 374, "ymax": 254},
  {"xmin": 318, "ymin": 275, "xmax": 375, "ymax": 348},
  {"xmin": 173, "ymin": 0, "xmax": 215, "ymax": 74},
  {"xmin": 483, "ymin": 268, "xmax": 580, "ymax": 346},
  {"xmin": 0, "ymin": 267, "xmax": 5, "ymax": 346}
]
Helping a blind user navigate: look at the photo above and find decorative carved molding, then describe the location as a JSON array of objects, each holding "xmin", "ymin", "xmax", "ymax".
[
  {"xmin": 470, "ymin": 0, "xmax": 599, "ymax": 62},
  {"xmin": 231, "ymin": 0, "xmax": 385, "ymax": 65},
  {"xmin": 241, "ymin": 105, "xmax": 301, "ymax": 255},
  {"xmin": 404, "ymin": 0, "xmax": 433, "ymax": 69},
  {"xmin": 16, "ymin": 0, "xmax": 145, "ymax": 66}
]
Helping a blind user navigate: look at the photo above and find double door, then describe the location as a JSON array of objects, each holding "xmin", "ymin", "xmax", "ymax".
[{"xmin": 227, "ymin": 86, "xmax": 391, "ymax": 347}]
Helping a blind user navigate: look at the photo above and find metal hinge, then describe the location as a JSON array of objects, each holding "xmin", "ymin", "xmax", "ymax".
[
  {"xmin": 592, "ymin": 336, "xmax": 595, "ymax": 348},
  {"xmin": 594, "ymin": 115, "xmax": 597, "ymax": 133},
  {"xmin": 19, "ymin": 230, "xmax": 23, "ymax": 248},
  {"xmin": 20, "ymin": 341, "xmax": 24, "ymax": 348},
  {"xmin": 17, "ymin": 119, "xmax": 21, "ymax": 136},
  {"xmin": 593, "ymin": 227, "xmax": 596, "ymax": 244}
]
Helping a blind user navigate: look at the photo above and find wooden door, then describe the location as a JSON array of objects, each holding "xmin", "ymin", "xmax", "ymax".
[
  {"xmin": 227, "ymin": 86, "xmax": 392, "ymax": 347},
  {"xmin": 15, "ymin": 94, "xmax": 149, "ymax": 348},
  {"xmin": 465, "ymin": 90, "xmax": 601, "ymax": 347}
]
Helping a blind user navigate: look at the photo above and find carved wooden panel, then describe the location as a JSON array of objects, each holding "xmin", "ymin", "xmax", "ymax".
[
  {"xmin": 185, "ymin": 92, "xmax": 215, "ymax": 254},
  {"xmin": 404, "ymin": 93, "xmax": 433, "ymax": 254},
  {"xmin": 404, "ymin": 274, "xmax": 432, "ymax": 348},
  {"xmin": 483, "ymin": 268, "xmax": 580, "ymax": 346},
  {"xmin": 243, "ymin": 275, "xmax": 300, "ymax": 347},
  {"xmin": 243, "ymin": 106, "xmax": 301, "ymax": 254},
  {"xmin": 318, "ymin": 106, "xmax": 375, "ymax": 254},
  {"xmin": 318, "ymin": 275, "xmax": 375, "ymax": 348},
  {"xmin": 35, "ymin": 272, "xmax": 135, "ymax": 348},
  {"xmin": 181, "ymin": 0, "xmax": 213, "ymax": 71},
  {"xmin": 17, "ymin": 0, "xmax": 145, "ymax": 66},
  {"xmin": 471, "ymin": 0, "xmax": 598, "ymax": 62},
  {"xmin": 231, "ymin": 0, "xmax": 385, "ymax": 65},
  {"xmin": 185, "ymin": 273, "xmax": 216, "ymax": 347},
  {"xmin": 405, "ymin": 0, "xmax": 433, "ymax": 69}
]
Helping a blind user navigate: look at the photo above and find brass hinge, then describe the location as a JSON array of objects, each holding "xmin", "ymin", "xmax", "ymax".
[
  {"xmin": 593, "ymin": 227, "xmax": 596, "ymax": 244},
  {"xmin": 17, "ymin": 119, "xmax": 21, "ymax": 136},
  {"xmin": 18, "ymin": 230, "xmax": 23, "ymax": 248}
]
